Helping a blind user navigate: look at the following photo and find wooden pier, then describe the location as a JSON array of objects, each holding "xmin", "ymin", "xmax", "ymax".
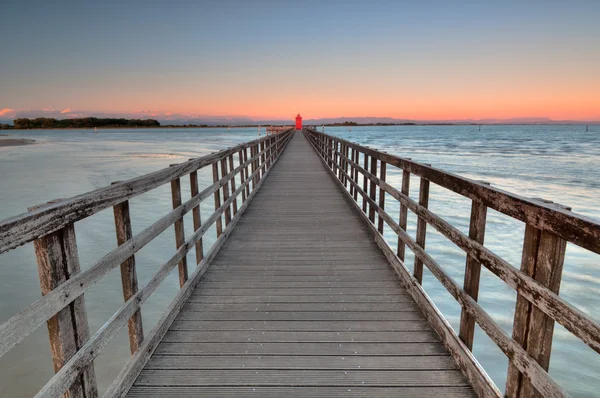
[{"xmin": 0, "ymin": 128, "xmax": 599, "ymax": 397}]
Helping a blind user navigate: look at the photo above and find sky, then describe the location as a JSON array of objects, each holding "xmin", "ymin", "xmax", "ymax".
[{"xmin": 1, "ymin": 0, "xmax": 600, "ymax": 123}]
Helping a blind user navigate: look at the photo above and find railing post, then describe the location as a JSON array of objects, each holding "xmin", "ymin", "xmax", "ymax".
[
  {"xmin": 353, "ymin": 149, "xmax": 359, "ymax": 201},
  {"xmin": 458, "ymin": 182, "xmax": 489, "ymax": 351},
  {"xmin": 377, "ymin": 161, "xmax": 387, "ymax": 233},
  {"xmin": 349, "ymin": 147, "xmax": 355, "ymax": 197},
  {"xmin": 397, "ymin": 166, "xmax": 411, "ymax": 262},
  {"xmin": 220, "ymin": 158, "xmax": 232, "ymax": 226},
  {"xmin": 368, "ymin": 156, "xmax": 377, "ymax": 223},
  {"xmin": 189, "ymin": 171, "xmax": 204, "ymax": 265},
  {"xmin": 111, "ymin": 185, "xmax": 144, "ymax": 355},
  {"xmin": 170, "ymin": 174, "xmax": 188, "ymax": 287},
  {"xmin": 252, "ymin": 144, "xmax": 259, "ymax": 188},
  {"xmin": 228, "ymin": 155, "xmax": 238, "ymax": 216},
  {"xmin": 239, "ymin": 151, "xmax": 247, "ymax": 203},
  {"xmin": 362, "ymin": 154, "xmax": 369, "ymax": 213},
  {"xmin": 260, "ymin": 141, "xmax": 266, "ymax": 179},
  {"xmin": 30, "ymin": 201, "xmax": 98, "ymax": 398},
  {"xmin": 413, "ymin": 172, "xmax": 430, "ymax": 283},
  {"xmin": 327, "ymin": 137, "xmax": 333, "ymax": 169},
  {"xmin": 212, "ymin": 162, "xmax": 223, "ymax": 238},
  {"xmin": 506, "ymin": 200, "xmax": 569, "ymax": 398},
  {"xmin": 343, "ymin": 144, "xmax": 350, "ymax": 188}
]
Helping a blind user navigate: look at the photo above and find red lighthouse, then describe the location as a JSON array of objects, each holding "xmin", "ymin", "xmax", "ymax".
[{"xmin": 295, "ymin": 113, "xmax": 302, "ymax": 130}]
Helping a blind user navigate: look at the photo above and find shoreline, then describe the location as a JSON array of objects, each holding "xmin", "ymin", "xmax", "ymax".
[{"xmin": 0, "ymin": 138, "xmax": 36, "ymax": 147}]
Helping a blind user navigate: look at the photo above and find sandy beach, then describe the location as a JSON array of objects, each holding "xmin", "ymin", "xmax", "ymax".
[{"xmin": 0, "ymin": 138, "xmax": 36, "ymax": 147}]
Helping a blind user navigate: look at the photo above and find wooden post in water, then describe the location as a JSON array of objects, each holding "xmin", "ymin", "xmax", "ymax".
[
  {"xmin": 189, "ymin": 171, "xmax": 204, "ymax": 265},
  {"xmin": 458, "ymin": 181, "xmax": 489, "ymax": 351},
  {"xmin": 397, "ymin": 166, "xmax": 411, "ymax": 262},
  {"xmin": 170, "ymin": 173, "xmax": 188, "ymax": 287},
  {"xmin": 228, "ymin": 155, "xmax": 238, "ymax": 216},
  {"xmin": 377, "ymin": 161, "xmax": 387, "ymax": 233},
  {"xmin": 506, "ymin": 200, "xmax": 570, "ymax": 398},
  {"xmin": 111, "ymin": 184, "xmax": 144, "ymax": 355},
  {"xmin": 413, "ymin": 172, "xmax": 430, "ymax": 283},
  {"xmin": 368, "ymin": 156, "xmax": 378, "ymax": 223},
  {"xmin": 212, "ymin": 162, "xmax": 223, "ymax": 238},
  {"xmin": 30, "ymin": 201, "xmax": 98, "ymax": 398}
]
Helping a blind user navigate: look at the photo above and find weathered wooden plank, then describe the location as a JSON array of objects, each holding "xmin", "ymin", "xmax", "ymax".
[
  {"xmin": 112, "ymin": 195, "xmax": 144, "ymax": 354},
  {"xmin": 181, "ymin": 302, "xmax": 414, "ymax": 312},
  {"xmin": 197, "ymin": 281, "xmax": 401, "ymax": 288},
  {"xmin": 145, "ymin": 354, "xmax": 457, "ymax": 370},
  {"xmin": 154, "ymin": 342, "xmax": 448, "ymax": 356},
  {"xmin": 220, "ymin": 158, "xmax": 232, "ymax": 226},
  {"xmin": 170, "ymin": 320, "xmax": 432, "ymax": 332},
  {"xmin": 162, "ymin": 330, "xmax": 438, "ymax": 343},
  {"xmin": 135, "ymin": 369, "xmax": 469, "ymax": 386},
  {"xmin": 176, "ymin": 311, "xmax": 422, "ymax": 321},
  {"xmin": 187, "ymin": 295, "xmax": 411, "ymax": 304},
  {"xmin": 127, "ymin": 386, "xmax": 476, "ymax": 398},
  {"xmin": 212, "ymin": 162, "xmax": 223, "ymax": 238},
  {"xmin": 192, "ymin": 288, "xmax": 404, "ymax": 296}
]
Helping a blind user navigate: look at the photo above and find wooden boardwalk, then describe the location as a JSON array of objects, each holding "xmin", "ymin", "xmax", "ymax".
[{"xmin": 127, "ymin": 132, "xmax": 474, "ymax": 397}]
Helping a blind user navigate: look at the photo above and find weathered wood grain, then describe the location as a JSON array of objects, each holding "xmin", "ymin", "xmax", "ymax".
[
  {"xmin": 459, "ymin": 192, "xmax": 488, "ymax": 352},
  {"xmin": 32, "ymin": 222, "xmax": 98, "ymax": 398},
  {"xmin": 170, "ymin": 176, "xmax": 188, "ymax": 287},
  {"xmin": 112, "ymin": 195, "xmax": 144, "ymax": 354},
  {"xmin": 189, "ymin": 171, "xmax": 203, "ymax": 265}
]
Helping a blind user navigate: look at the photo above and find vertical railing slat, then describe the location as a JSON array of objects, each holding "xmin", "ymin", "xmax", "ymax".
[
  {"xmin": 170, "ymin": 176, "xmax": 188, "ymax": 287},
  {"xmin": 397, "ymin": 168, "xmax": 411, "ymax": 262},
  {"xmin": 30, "ymin": 201, "xmax": 98, "ymax": 398},
  {"xmin": 189, "ymin": 171, "xmax": 204, "ymax": 265},
  {"xmin": 228, "ymin": 155, "xmax": 238, "ymax": 216},
  {"xmin": 239, "ymin": 151, "xmax": 247, "ymax": 203},
  {"xmin": 506, "ymin": 200, "xmax": 570, "ymax": 398},
  {"xmin": 377, "ymin": 161, "xmax": 387, "ymax": 233},
  {"xmin": 220, "ymin": 158, "xmax": 231, "ymax": 226},
  {"xmin": 212, "ymin": 162, "xmax": 223, "ymax": 238},
  {"xmin": 112, "ymin": 189, "xmax": 144, "ymax": 355},
  {"xmin": 458, "ymin": 184, "xmax": 489, "ymax": 351},
  {"xmin": 368, "ymin": 156, "xmax": 377, "ymax": 223},
  {"xmin": 413, "ymin": 174, "xmax": 430, "ymax": 283}
]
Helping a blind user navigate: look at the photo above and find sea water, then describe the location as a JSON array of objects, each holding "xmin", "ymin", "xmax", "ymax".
[{"xmin": 0, "ymin": 126, "xmax": 598, "ymax": 397}]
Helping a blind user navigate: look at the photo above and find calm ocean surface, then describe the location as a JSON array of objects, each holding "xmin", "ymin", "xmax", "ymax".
[{"xmin": 0, "ymin": 126, "xmax": 598, "ymax": 397}]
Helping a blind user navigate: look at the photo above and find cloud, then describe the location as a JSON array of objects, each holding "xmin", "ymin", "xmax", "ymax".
[
  {"xmin": 0, "ymin": 108, "xmax": 16, "ymax": 117},
  {"xmin": 60, "ymin": 108, "xmax": 72, "ymax": 114}
]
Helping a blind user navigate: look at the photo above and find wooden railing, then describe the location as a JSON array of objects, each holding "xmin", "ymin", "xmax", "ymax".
[
  {"xmin": 0, "ymin": 128, "xmax": 294, "ymax": 398},
  {"xmin": 304, "ymin": 128, "xmax": 600, "ymax": 398}
]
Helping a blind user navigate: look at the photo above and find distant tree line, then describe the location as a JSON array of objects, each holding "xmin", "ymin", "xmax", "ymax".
[{"xmin": 12, "ymin": 117, "xmax": 160, "ymax": 129}]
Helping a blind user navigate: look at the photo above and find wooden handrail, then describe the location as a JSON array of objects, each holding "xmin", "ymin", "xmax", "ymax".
[
  {"xmin": 0, "ymin": 128, "xmax": 295, "ymax": 398},
  {"xmin": 304, "ymin": 128, "xmax": 599, "ymax": 398},
  {"xmin": 305, "ymin": 130, "xmax": 600, "ymax": 255},
  {"xmin": 0, "ymin": 132, "xmax": 290, "ymax": 253}
]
